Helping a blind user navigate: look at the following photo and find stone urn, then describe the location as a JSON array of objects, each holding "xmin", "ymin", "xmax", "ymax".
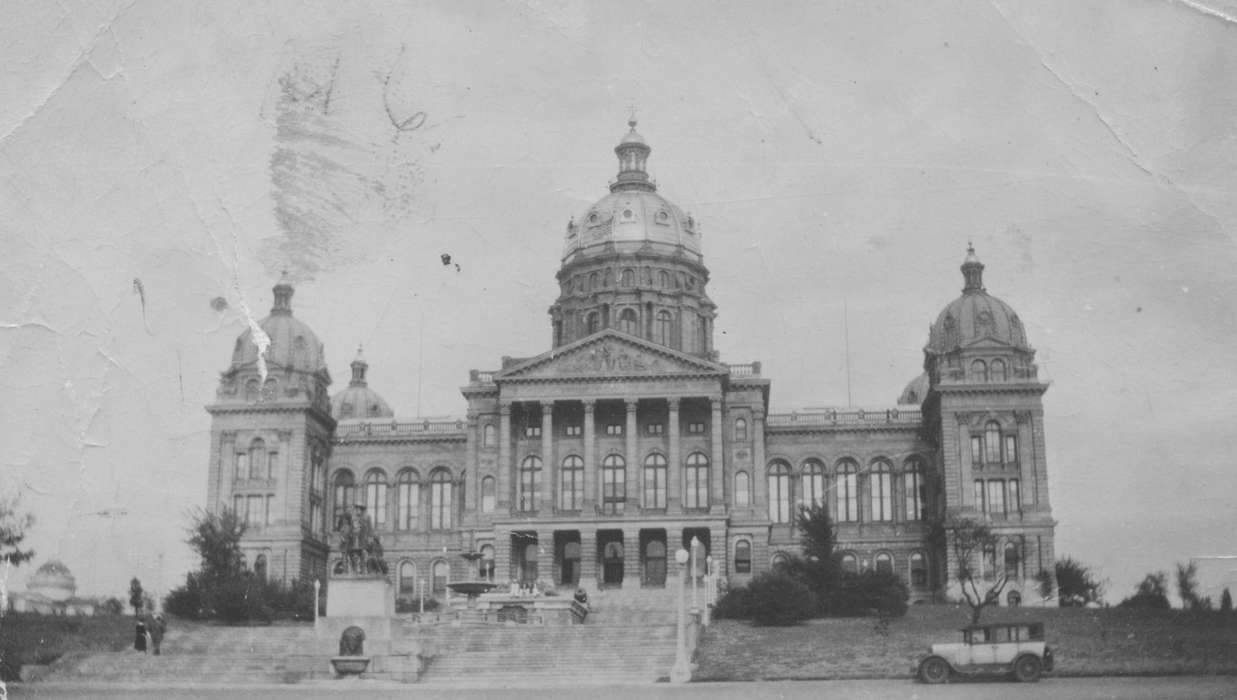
[{"xmin": 331, "ymin": 625, "xmax": 370, "ymax": 677}]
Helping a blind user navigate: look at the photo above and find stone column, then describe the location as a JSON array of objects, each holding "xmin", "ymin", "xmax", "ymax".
[
  {"xmin": 625, "ymin": 399, "xmax": 639, "ymax": 509},
  {"xmin": 498, "ymin": 401, "xmax": 513, "ymax": 513},
  {"xmin": 752, "ymin": 408, "xmax": 766, "ymax": 512},
  {"xmin": 580, "ymin": 529, "xmax": 598, "ymax": 587},
  {"xmin": 463, "ymin": 410, "xmax": 479, "ymax": 518},
  {"xmin": 541, "ymin": 402, "xmax": 554, "ymax": 512},
  {"xmin": 667, "ymin": 398, "xmax": 682, "ymax": 511},
  {"xmin": 494, "ymin": 528, "xmax": 511, "ymax": 583},
  {"xmin": 582, "ymin": 400, "xmax": 596, "ymax": 513},
  {"xmin": 623, "ymin": 528, "xmax": 640, "ymax": 587},
  {"xmin": 709, "ymin": 396, "xmax": 724, "ymax": 512}
]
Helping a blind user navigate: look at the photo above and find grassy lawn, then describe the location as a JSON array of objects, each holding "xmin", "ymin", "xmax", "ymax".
[
  {"xmin": 0, "ymin": 613, "xmax": 134, "ymax": 681},
  {"xmin": 696, "ymin": 605, "xmax": 1237, "ymax": 680}
]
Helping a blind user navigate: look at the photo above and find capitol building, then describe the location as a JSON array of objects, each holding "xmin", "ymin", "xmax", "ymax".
[{"xmin": 205, "ymin": 122, "xmax": 1057, "ymax": 606}]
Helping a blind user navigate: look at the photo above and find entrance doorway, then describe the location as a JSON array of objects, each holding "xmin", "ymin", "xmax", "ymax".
[
  {"xmin": 598, "ymin": 530, "xmax": 624, "ymax": 586},
  {"xmin": 557, "ymin": 531, "xmax": 581, "ymax": 586},
  {"xmin": 641, "ymin": 529, "xmax": 667, "ymax": 587},
  {"xmin": 512, "ymin": 531, "xmax": 539, "ymax": 586}
]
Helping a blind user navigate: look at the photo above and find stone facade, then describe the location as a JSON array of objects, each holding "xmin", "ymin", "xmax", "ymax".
[{"xmin": 205, "ymin": 123, "xmax": 1056, "ymax": 607}]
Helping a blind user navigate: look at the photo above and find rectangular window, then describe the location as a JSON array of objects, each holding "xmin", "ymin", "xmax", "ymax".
[
  {"xmin": 1008, "ymin": 479, "xmax": 1020, "ymax": 513},
  {"xmin": 267, "ymin": 452, "xmax": 278, "ymax": 480},
  {"xmin": 398, "ymin": 481, "xmax": 418, "ymax": 529},
  {"xmin": 265, "ymin": 495, "xmax": 274, "ymax": 525},
  {"xmin": 1004, "ymin": 435, "xmax": 1017, "ymax": 463},
  {"xmin": 643, "ymin": 466, "xmax": 666, "ymax": 510},
  {"xmin": 645, "ymin": 423, "xmax": 664, "ymax": 435},
  {"xmin": 525, "ymin": 425, "xmax": 541, "ymax": 438},
  {"xmin": 310, "ymin": 498, "xmax": 322, "ymax": 535},
  {"xmin": 235, "ymin": 453, "xmax": 248, "ymax": 482},
  {"xmin": 605, "ymin": 424, "xmax": 623, "ymax": 436},
  {"xmin": 904, "ymin": 472, "xmax": 923, "ymax": 521},
  {"xmin": 987, "ymin": 480, "xmax": 1006, "ymax": 517},
  {"xmin": 564, "ymin": 424, "xmax": 582, "ymax": 437},
  {"xmin": 974, "ymin": 480, "xmax": 986, "ymax": 513},
  {"xmin": 870, "ymin": 473, "xmax": 893, "ymax": 521},
  {"xmin": 431, "ymin": 481, "xmax": 452, "ymax": 529},
  {"xmin": 247, "ymin": 495, "xmax": 263, "ymax": 526},
  {"xmin": 971, "ymin": 436, "xmax": 984, "ymax": 466},
  {"xmin": 836, "ymin": 472, "xmax": 858, "ymax": 522},
  {"xmin": 687, "ymin": 422, "xmax": 706, "ymax": 434},
  {"xmin": 233, "ymin": 494, "xmax": 243, "ymax": 517}
]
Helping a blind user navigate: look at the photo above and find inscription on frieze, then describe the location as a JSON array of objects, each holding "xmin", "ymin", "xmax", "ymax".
[{"xmin": 559, "ymin": 342, "xmax": 665, "ymax": 375}]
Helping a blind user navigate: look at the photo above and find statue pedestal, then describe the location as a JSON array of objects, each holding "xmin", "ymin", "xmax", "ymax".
[{"xmin": 326, "ymin": 575, "xmax": 394, "ymax": 618}]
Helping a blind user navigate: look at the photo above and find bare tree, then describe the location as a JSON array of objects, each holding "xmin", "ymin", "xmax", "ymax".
[{"xmin": 949, "ymin": 518, "xmax": 1018, "ymax": 624}]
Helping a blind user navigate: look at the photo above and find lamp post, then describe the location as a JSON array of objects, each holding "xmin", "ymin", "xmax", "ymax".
[
  {"xmin": 689, "ymin": 537, "xmax": 701, "ymax": 612},
  {"xmin": 670, "ymin": 547, "xmax": 691, "ymax": 683},
  {"xmin": 313, "ymin": 579, "xmax": 320, "ymax": 622},
  {"xmin": 419, "ymin": 578, "xmax": 426, "ymax": 614}
]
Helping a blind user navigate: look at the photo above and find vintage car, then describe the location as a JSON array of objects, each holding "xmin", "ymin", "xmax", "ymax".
[{"xmin": 915, "ymin": 621, "xmax": 1055, "ymax": 683}]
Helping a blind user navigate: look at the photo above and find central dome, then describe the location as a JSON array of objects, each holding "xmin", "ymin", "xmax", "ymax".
[
  {"xmin": 230, "ymin": 275, "xmax": 327, "ymax": 374},
  {"xmin": 562, "ymin": 120, "xmax": 703, "ymax": 263},
  {"xmin": 927, "ymin": 246, "xmax": 1030, "ymax": 354}
]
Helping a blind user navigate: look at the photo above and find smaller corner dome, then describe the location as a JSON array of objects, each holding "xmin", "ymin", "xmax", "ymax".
[
  {"xmin": 230, "ymin": 277, "xmax": 327, "ymax": 374},
  {"xmin": 330, "ymin": 346, "xmax": 394, "ymax": 420},
  {"xmin": 898, "ymin": 372, "xmax": 929, "ymax": 405},
  {"xmin": 927, "ymin": 246, "xmax": 1031, "ymax": 354}
]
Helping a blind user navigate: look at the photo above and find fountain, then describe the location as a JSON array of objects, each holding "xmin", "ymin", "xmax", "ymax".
[{"xmin": 449, "ymin": 550, "xmax": 498, "ymax": 613}]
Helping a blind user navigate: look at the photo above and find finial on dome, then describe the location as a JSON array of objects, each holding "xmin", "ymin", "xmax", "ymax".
[
  {"xmin": 349, "ymin": 344, "xmax": 368, "ymax": 387},
  {"xmin": 612, "ymin": 117, "xmax": 653, "ymax": 192},
  {"xmin": 961, "ymin": 243, "xmax": 985, "ymax": 293},
  {"xmin": 271, "ymin": 270, "xmax": 294, "ymax": 315}
]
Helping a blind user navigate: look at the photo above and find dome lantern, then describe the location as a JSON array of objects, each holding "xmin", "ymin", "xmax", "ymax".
[
  {"xmin": 961, "ymin": 243, "xmax": 985, "ymax": 293},
  {"xmin": 349, "ymin": 346, "xmax": 369, "ymax": 387},
  {"xmin": 611, "ymin": 119, "xmax": 655, "ymax": 193},
  {"xmin": 271, "ymin": 270, "xmax": 294, "ymax": 315}
]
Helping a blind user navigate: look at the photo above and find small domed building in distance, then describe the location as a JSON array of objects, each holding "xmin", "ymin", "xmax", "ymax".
[
  {"xmin": 7, "ymin": 560, "xmax": 96, "ymax": 615},
  {"xmin": 204, "ymin": 123, "xmax": 1056, "ymax": 607}
]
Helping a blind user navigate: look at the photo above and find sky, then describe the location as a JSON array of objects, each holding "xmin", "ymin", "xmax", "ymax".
[{"xmin": 2, "ymin": 0, "xmax": 1236, "ymax": 604}]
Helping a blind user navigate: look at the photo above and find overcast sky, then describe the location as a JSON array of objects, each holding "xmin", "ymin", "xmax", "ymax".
[{"xmin": 3, "ymin": 0, "xmax": 1236, "ymax": 603}]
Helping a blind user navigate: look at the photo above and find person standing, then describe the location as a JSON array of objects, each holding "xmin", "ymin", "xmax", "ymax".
[
  {"xmin": 149, "ymin": 613, "xmax": 166, "ymax": 655},
  {"xmin": 134, "ymin": 618, "xmax": 147, "ymax": 653}
]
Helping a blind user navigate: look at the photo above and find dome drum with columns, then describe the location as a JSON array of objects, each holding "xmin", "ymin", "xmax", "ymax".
[{"xmin": 204, "ymin": 122, "xmax": 1056, "ymax": 609}]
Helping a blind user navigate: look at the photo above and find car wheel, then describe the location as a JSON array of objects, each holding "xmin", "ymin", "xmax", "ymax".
[
  {"xmin": 918, "ymin": 656, "xmax": 951, "ymax": 684},
  {"xmin": 1013, "ymin": 654, "xmax": 1042, "ymax": 682}
]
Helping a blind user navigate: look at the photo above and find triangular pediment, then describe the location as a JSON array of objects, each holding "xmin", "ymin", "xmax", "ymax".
[{"xmin": 496, "ymin": 330, "xmax": 727, "ymax": 381}]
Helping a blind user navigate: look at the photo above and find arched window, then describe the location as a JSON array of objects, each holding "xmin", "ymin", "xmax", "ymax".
[
  {"xmin": 602, "ymin": 455, "xmax": 626, "ymax": 514},
  {"xmin": 642, "ymin": 454, "xmax": 667, "ymax": 510},
  {"xmin": 869, "ymin": 461, "xmax": 893, "ymax": 522},
  {"xmin": 801, "ymin": 459, "xmax": 825, "ymax": 508},
  {"xmin": 364, "ymin": 469, "xmax": 388, "ymax": 527},
  {"xmin": 431, "ymin": 559, "xmax": 449, "ymax": 596},
  {"xmin": 587, "ymin": 312, "xmax": 600, "ymax": 335},
  {"xmin": 604, "ymin": 269, "xmax": 613, "ymax": 287},
  {"xmin": 767, "ymin": 461, "xmax": 792, "ymax": 523},
  {"xmin": 734, "ymin": 471, "xmax": 750, "ymax": 508},
  {"xmin": 910, "ymin": 551, "xmax": 928, "ymax": 586},
  {"xmin": 621, "ymin": 268, "xmax": 635, "ymax": 287},
  {"xmin": 991, "ymin": 358, "xmax": 1007, "ymax": 381},
  {"xmin": 619, "ymin": 308, "xmax": 638, "ymax": 335},
  {"xmin": 399, "ymin": 561, "xmax": 416, "ymax": 595},
  {"xmin": 588, "ymin": 272, "xmax": 599, "ymax": 291},
  {"xmin": 480, "ymin": 475, "xmax": 496, "ymax": 513},
  {"xmin": 479, "ymin": 544, "xmax": 495, "ymax": 581},
  {"xmin": 658, "ymin": 270, "xmax": 670, "ymax": 288},
  {"xmin": 734, "ymin": 418, "xmax": 748, "ymax": 442},
  {"xmin": 248, "ymin": 438, "xmax": 267, "ymax": 480},
  {"xmin": 254, "ymin": 553, "xmax": 267, "ymax": 582},
  {"xmin": 875, "ymin": 552, "xmax": 893, "ymax": 575},
  {"xmin": 904, "ymin": 457, "xmax": 926, "ymax": 521},
  {"xmin": 840, "ymin": 552, "xmax": 858, "ymax": 575},
  {"xmin": 518, "ymin": 456, "xmax": 542, "ymax": 512},
  {"xmin": 244, "ymin": 379, "xmax": 259, "ymax": 401},
  {"xmin": 430, "ymin": 469, "xmax": 453, "ymax": 530},
  {"xmin": 982, "ymin": 543, "xmax": 997, "ymax": 580},
  {"xmin": 984, "ymin": 421, "xmax": 1002, "ymax": 463},
  {"xmin": 655, "ymin": 310, "xmax": 673, "ymax": 345},
  {"xmin": 1004, "ymin": 541, "xmax": 1021, "ymax": 580},
  {"xmin": 684, "ymin": 452, "xmax": 709, "ymax": 510},
  {"xmin": 835, "ymin": 460, "xmax": 859, "ymax": 522},
  {"xmin": 560, "ymin": 456, "xmax": 584, "ymax": 511},
  {"xmin": 971, "ymin": 359, "xmax": 988, "ymax": 382},
  {"xmin": 332, "ymin": 470, "xmax": 355, "ymax": 528},
  {"xmin": 396, "ymin": 469, "xmax": 418, "ymax": 530},
  {"xmin": 483, "ymin": 424, "xmax": 496, "ymax": 448},
  {"xmin": 734, "ymin": 540, "xmax": 752, "ymax": 573}
]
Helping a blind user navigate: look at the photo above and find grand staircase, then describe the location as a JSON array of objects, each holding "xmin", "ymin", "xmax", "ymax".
[{"xmin": 38, "ymin": 585, "xmax": 682, "ymax": 686}]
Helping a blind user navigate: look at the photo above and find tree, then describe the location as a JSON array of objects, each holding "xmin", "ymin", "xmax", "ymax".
[
  {"xmin": 0, "ymin": 492, "xmax": 35, "ymax": 567},
  {"xmin": 948, "ymin": 518, "xmax": 1017, "ymax": 624},
  {"xmin": 186, "ymin": 507, "xmax": 247, "ymax": 583},
  {"xmin": 1176, "ymin": 561, "xmax": 1212, "ymax": 611},
  {"xmin": 1221, "ymin": 588, "xmax": 1233, "ymax": 616},
  {"xmin": 129, "ymin": 577, "xmax": 145, "ymax": 616},
  {"xmin": 1055, "ymin": 557, "xmax": 1104, "ymax": 607},
  {"xmin": 167, "ymin": 507, "xmax": 259, "ymax": 622},
  {"xmin": 1119, "ymin": 571, "xmax": 1171, "ymax": 609},
  {"xmin": 794, "ymin": 503, "xmax": 841, "ymax": 610}
]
